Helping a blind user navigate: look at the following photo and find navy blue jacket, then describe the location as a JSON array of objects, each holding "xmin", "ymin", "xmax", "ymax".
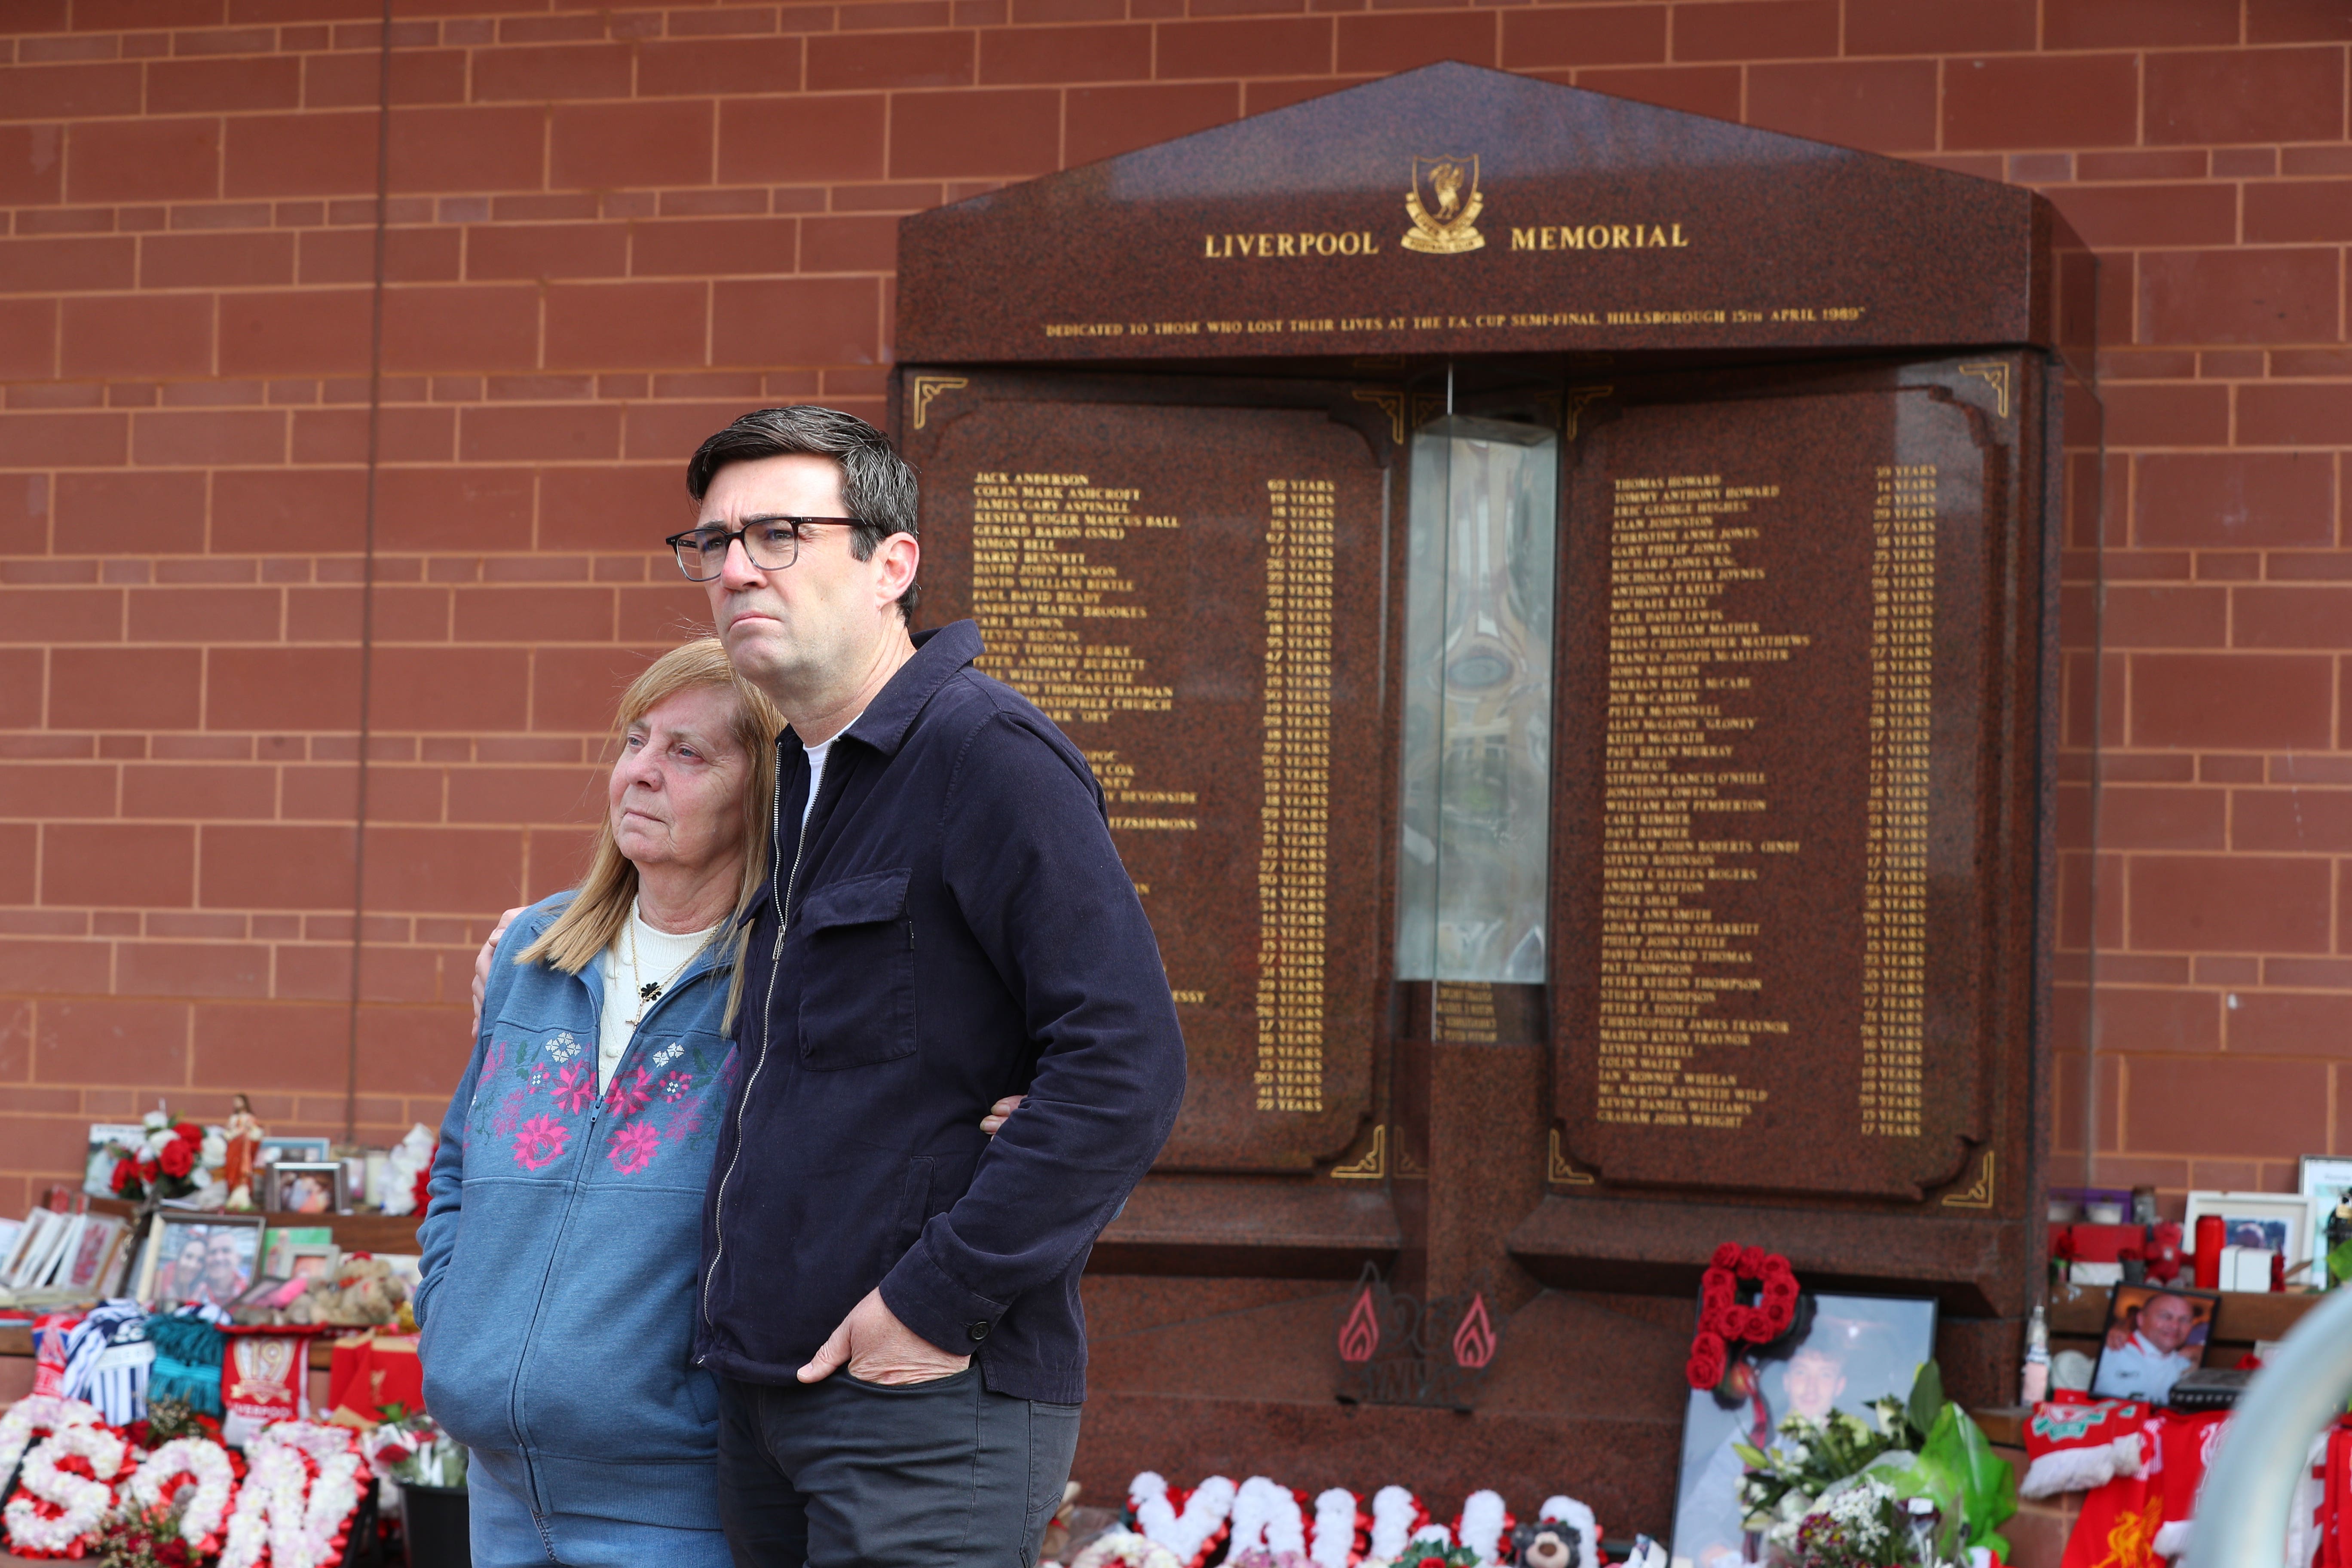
[
  {"xmin": 415, "ymin": 894, "xmax": 736, "ymax": 1528},
  {"xmin": 693, "ymin": 621, "xmax": 1186, "ymax": 1405}
]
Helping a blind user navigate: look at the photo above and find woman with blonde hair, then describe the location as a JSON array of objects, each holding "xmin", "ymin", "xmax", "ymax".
[{"xmin": 414, "ymin": 638, "xmax": 779, "ymax": 1565}]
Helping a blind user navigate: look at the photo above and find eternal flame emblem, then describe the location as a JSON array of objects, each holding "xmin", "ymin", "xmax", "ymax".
[{"xmin": 1403, "ymin": 154, "xmax": 1485, "ymax": 255}]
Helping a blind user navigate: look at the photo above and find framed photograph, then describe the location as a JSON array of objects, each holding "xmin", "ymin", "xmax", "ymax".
[
  {"xmin": 139, "ymin": 1213, "xmax": 264, "ymax": 1310},
  {"xmin": 1671, "ymin": 1292, "xmax": 1939, "ymax": 1568},
  {"xmin": 2090, "ymin": 1282, "xmax": 2219, "ymax": 1405},
  {"xmin": 257, "ymin": 1136, "xmax": 332, "ymax": 1170},
  {"xmin": 2300, "ymin": 1155, "xmax": 2352, "ymax": 1204},
  {"xmin": 2184, "ymin": 1190, "xmax": 2316, "ymax": 1280},
  {"xmin": 59, "ymin": 1214, "xmax": 129, "ymax": 1293},
  {"xmin": 261, "ymin": 1226, "xmax": 334, "ymax": 1280},
  {"xmin": 2, "ymin": 1211, "xmax": 43, "ymax": 1288},
  {"xmin": 267, "ymin": 1161, "xmax": 344, "ymax": 1216},
  {"xmin": 83, "ymin": 1123, "xmax": 146, "ymax": 1199},
  {"xmin": 6, "ymin": 1210, "xmax": 67, "ymax": 1290},
  {"xmin": 2299, "ymin": 1158, "xmax": 2352, "ymax": 1284}
]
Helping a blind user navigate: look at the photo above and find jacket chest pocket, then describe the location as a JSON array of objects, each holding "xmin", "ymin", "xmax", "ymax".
[{"xmin": 795, "ymin": 868, "xmax": 916, "ymax": 1070}]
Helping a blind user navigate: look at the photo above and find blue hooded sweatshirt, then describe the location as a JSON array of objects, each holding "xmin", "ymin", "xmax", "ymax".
[{"xmin": 413, "ymin": 894, "xmax": 737, "ymax": 1529}]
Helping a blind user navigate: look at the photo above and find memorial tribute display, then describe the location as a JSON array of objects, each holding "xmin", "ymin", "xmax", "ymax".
[{"xmin": 894, "ymin": 61, "xmax": 2097, "ymax": 1537}]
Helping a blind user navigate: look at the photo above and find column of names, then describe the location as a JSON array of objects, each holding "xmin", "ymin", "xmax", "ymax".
[
  {"xmin": 1860, "ymin": 463, "xmax": 1936, "ymax": 1138},
  {"xmin": 1596, "ymin": 473, "xmax": 1806, "ymax": 1130},
  {"xmin": 968, "ymin": 471, "xmax": 1179, "ymax": 725},
  {"xmin": 1255, "ymin": 478, "xmax": 1335, "ymax": 1112}
]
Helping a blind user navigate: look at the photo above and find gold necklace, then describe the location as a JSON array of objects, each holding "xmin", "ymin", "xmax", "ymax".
[{"xmin": 623, "ymin": 908, "xmax": 707, "ymax": 1029}]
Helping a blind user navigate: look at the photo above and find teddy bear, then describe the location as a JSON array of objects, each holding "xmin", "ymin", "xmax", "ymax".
[
  {"xmin": 1510, "ymin": 1520, "xmax": 1579, "ymax": 1568},
  {"xmin": 285, "ymin": 1256, "xmax": 410, "ymax": 1327}
]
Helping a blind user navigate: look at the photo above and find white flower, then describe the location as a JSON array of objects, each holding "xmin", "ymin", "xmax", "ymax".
[
  {"xmin": 147, "ymin": 1128, "xmax": 177, "ymax": 1155},
  {"xmin": 202, "ymin": 1132, "xmax": 228, "ymax": 1167},
  {"xmin": 144, "ymin": 1109, "xmax": 170, "ymax": 1131}
]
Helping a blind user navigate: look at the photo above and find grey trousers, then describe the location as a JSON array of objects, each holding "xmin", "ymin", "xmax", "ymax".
[{"xmin": 714, "ymin": 1368, "xmax": 1081, "ymax": 1568}]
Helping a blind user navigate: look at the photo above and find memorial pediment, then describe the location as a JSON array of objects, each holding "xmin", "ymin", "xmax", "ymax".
[{"xmin": 898, "ymin": 61, "xmax": 2092, "ymax": 370}]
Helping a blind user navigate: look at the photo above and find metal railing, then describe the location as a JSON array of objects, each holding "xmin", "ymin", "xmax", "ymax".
[{"xmin": 2184, "ymin": 1283, "xmax": 2352, "ymax": 1568}]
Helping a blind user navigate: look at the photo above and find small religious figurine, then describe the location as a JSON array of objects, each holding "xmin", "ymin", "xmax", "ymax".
[{"xmin": 221, "ymin": 1093, "xmax": 266, "ymax": 1211}]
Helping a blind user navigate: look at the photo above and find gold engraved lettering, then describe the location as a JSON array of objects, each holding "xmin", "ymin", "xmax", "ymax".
[
  {"xmin": 1861, "ymin": 462, "xmax": 1936, "ymax": 1140},
  {"xmin": 1510, "ymin": 223, "xmax": 1693, "ymax": 252},
  {"xmin": 1434, "ymin": 981, "xmax": 1499, "ymax": 1044},
  {"xmin": 1255, "ymin": 477, "xmax": 1337, "ymax": 1113},
  {"xmin": 1594, "ymin": 472, "xmax": 1808, "ymax": 1133}
]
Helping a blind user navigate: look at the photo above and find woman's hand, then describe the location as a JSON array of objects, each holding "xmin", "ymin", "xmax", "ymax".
[
  {"xmin": 980, "ymin": 1094, "xmax": 1024, "ymax": 1136},
  {"xmin": 469, "ymin": 907, "xmax": 526, "ymax": 1035}
]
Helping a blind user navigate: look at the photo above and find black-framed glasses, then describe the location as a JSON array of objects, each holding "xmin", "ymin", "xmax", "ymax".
[{"xmin": 664, "ymin": 518, "xmax": 863, "ymax": 581}]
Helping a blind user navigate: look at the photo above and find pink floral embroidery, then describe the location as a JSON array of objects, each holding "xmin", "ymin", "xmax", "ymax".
[
  {"xmin": 607, "ymin": 1122, "xmax": 660, "ymax": 1175},
  {"xmin": 659, "ymin": 1071, "xmax": 691, "ymax": 1101},
  {"xmin": 552, "ymin": 1063, "xmax": 595, "ymax": 1114},
  {"xmin": 604, "ymin": 1067, "xmax": 652, "ymax": 1121},
  {"xmin": 490, "ymin": 1086, "xmax": 529, "ymax": 1140},
  {"xmin": 513, "ymin": 1115, "xmax": 569, "ymax": 1171}
]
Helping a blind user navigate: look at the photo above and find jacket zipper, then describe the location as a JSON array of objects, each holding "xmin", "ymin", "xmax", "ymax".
[{"xmin": 701, "ymin": 735, "xmax": 806, "ymax": 1341}]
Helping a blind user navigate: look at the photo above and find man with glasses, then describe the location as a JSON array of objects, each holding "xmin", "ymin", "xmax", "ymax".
[{"xmin": 670, "ymin": 406, "xmax": 1186, "ymax": 1568}]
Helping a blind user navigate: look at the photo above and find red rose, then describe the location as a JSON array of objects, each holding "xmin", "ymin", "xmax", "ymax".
[
  {"xmin": 1739, "ymin": 1245, "xmax": 1767, "ymax": 1277},
  {"xmin": 173, "ymin": 1122, "xmax": 203, "ymax": 1143},
  {"xmin": 1419, "ymin": 1557, "xmax": 1449, "ymax": 1568},
  {"xmin": 138, "ymin": 1155, "xmax": 160, "ymax": 1181},
  {"xmin": 1764, "ymin": 1276, "xmax": 1799, "ymax": 1305},
  {"xmin": 1764, "ymin": 1297, "xmax": 1795, "ymax": 1331},
  {"xmin": 158, "ymin": 1138, "xmax": 195, "ymax": 1178},
  {"xmin": 1687, "ymin": 1331, "xmax": 1727, "ymax": 1389},
  {"xmin": 1711, "ymin": 1243, "xmax": 1743, "ymax": 1271},
  {"xmin": 1763, "ymin": 1253, "xmax": 1792, "ymax": 1279},
  {"xmin": 110, "ymin": 1157, "xmax": 137, "ymax": 1194},
  {"xmin": 1702, "ymin": 1267, "xmax": 1736, "ymax": 1301}
]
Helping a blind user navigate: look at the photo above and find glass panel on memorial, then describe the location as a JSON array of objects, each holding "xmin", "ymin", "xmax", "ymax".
[{"xmin": 1393, "ymin": 415, "xmax": 1559, "ymax": 985}]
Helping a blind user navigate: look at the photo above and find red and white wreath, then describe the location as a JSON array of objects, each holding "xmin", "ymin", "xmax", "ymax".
[
  {"xmin": 126, "ymin": 1435, "xmax": 242, "ymax": 1557},
  {"xmin": 3, "ymin": 1419, "xmax": 130, "ymax": 1559},
  {"xmin": 217, "ymin": 1421, "xmax": 366, "ymax": 1568}
]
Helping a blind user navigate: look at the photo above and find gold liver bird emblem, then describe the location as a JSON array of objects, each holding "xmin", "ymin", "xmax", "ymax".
[{"xmin": 1405, "ymin": 153, "xmax": 1485, "ymax": 254}]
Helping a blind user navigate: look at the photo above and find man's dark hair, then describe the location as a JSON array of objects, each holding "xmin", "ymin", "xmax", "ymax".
[{"xmin": 685, "ymin": 406, "xmax": 920, "ymax": 618}]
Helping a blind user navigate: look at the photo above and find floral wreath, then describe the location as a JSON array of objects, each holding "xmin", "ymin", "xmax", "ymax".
[
  {"xmin": 217, "ymin": 1421, "xmax": 365, "ymax": 1568},
  {"xmin": 3, "ymin": 1420, "xmax": 130, "ymax": 1559},
  {"xmin": 0, "ymin": 1396, "xmax": 102, "ymax": 1483},
  {"xmin": 126, "ymin": 1435, "xmax": 243, "ymax": 1557},
  {"xmin": 1687, "ymin": 1243, "xmax": 1809, "ymax": 1407}
]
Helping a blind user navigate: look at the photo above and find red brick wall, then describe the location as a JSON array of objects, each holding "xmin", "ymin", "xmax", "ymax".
[{"xmin": 0, "ymin": 0, "xmax": 2344, "ymax": 1218}]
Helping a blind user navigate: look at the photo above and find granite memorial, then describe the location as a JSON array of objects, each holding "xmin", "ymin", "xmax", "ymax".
[{"xmin": 891, "ymin": 61, "xmax": 2098, "ymax": 1536}]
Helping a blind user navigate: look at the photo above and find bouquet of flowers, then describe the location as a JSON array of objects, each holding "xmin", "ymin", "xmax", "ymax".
[
  {"xmin": 107, "ymin": 1110, "xmax": 228, "ymax": 1205},
  {"xmin": 1736, "ymin": 1366, "xmax": 2015, "ymax": 1568},
  {"xmin": 366, "ymin": 1406, "xmax": 466, "ymax": 1490}
]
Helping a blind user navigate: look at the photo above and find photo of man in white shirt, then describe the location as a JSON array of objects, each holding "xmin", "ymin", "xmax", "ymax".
[{"xmin": 2092, "ymin": 1288, "xmax": 2208, "ymax": 1405}]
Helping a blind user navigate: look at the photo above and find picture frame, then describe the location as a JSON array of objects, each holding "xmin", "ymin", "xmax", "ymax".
[
  {"xmin": 267, "ymin": 1161, "xmax": 345, "ymax": 1217},
  {"xmin": 82, "ymin": 1123, "xmax": 147, "ymax": 1199},
  {"xmin": 137, "ymin": 1212, "xmax": 264, "ymax": 1310},
  {"xmin": 58, "ymin": 1213, "xmax": 129, "ymax": 1293},
  {"xmin": 2298, "ymin": 1157, "xmax": 2352, "ymax": 1285},
  {"xmin": 2089, "ymin": 1282, "xmax": 2219, "ymax": 1405},
  {"xmin": 6, "ymin": 1210, "xmax": 66, "ymax": 1290},
  {"xmin": 257, "ymin": 1136, "xmax": 332, "ymax": 1170},
  {"xmin": 261, "ymin": 1226, "xmax": 335, "ymax": 1280},
  {"xmin": 1671, "ymin": 1292, "xmax": 1939, "ymax": 1566},
  {"xmin": 0, "ymin": 1212, "xmax": 41, "ymax": 1287},
  {"xmin": 2184, "ymin": 1189, "xmax": 2317, "ymax": 1281}
]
